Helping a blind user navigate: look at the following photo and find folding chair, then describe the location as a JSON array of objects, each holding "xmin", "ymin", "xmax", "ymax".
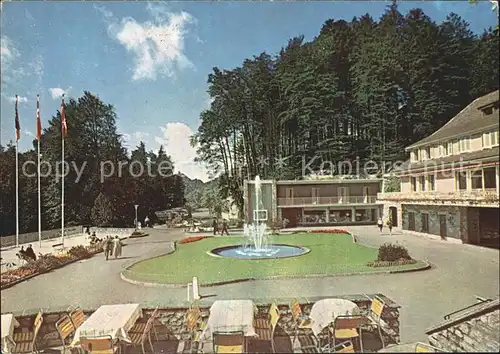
[
  {"xmin": 333, "ymin": 340, "xmax": 355, "ymax": 353},
  {"xmin": 363, "ymin": 295, "xmax": 386, "ymax": 348},
  {"xmin": 69, "ymin": 307, "xmax": 87, "ymax": 329},
  {"xmin": 127, "ymin": 317, "xmax": 154, "ymax": 354},
  {"xmin": 254, "ymin": 303, "xmax": 280, "ymax": 353},
  {"xmin": 80, "ymin": 335, "xmax": 119, "ymax": 354},
  {"xmin": 330, "ymin": 315, "xmax": 370, "ymax": 352},
  {"xmin": 290, "ymin": 299, "xmax": 315, "ymax": 350},
  {"xmin": 212, "ymin": 331, "xmax": 245, "ymax": 353},
  {"xmin": 12, "ymin": 311, "xmax": 43, "ymax": 353},
  {"xmin": 254, "ymin": 300, "xmax": 279, "ymax": 329},
  {"xmin": 55, "ymin": 314, "xmax": 76, "ymax": 351},
  {"xmin": 181, "ymin": 307, "xmax": 205, "ymax": 353}
]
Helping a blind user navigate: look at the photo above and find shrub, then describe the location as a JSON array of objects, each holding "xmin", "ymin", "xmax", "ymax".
[
  {"xmin": 34, "ymin": 254, "xmax": 66, "ymax": 272},
  {"xmin": 377, "ymin": 243, "xmax": 412, "ymax": 262},
  {"xmin": 68, "ymin": 245, "xmax": 91, "ymax": 259}
]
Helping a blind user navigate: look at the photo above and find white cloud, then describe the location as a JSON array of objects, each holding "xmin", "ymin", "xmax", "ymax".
[
  {"xmin": 121, "ymin": 131, "xmax": 150, "ymax": 149},
  {"xmin": 1, "ymin": 35, "xmax": 22, "ymax": 83},
  {"xmin": 6, "ymin": 96, "xmax": 28, "ymax": 103},
  {"xmin": 96, "ymin": 4, "xmax": 197, "ymax": 81},
  {"xmin": 155, "ymin": 122, "xmax": 209, "ymax": 181},
  {"xmin": 24, "ymin": 130, "xmax": 34, "ymax": 137},
  {"xmin": 49, "ymin": 87, "xmax": 70, "ymax": 99}
]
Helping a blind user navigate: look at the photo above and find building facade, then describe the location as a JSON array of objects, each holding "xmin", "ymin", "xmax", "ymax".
[
  {"xmin": 243, "ymin": 177, "xmax": 382, "ymax": 227},
  {"xmin": 378, "ymin": 90, "xmax": 500, "ymax": 247}
]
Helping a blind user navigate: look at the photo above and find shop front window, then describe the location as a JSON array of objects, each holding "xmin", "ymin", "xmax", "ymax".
[
  {"xmin": 303, "ymin": 210, "xmax": 327, "ymax": 224},
  {"xmin": 329, "ymin": 210, "xmax": 351, "ymax": 223},
  {"xmin": 355, "ymin": 209, "xmax": 373, "ymax": 222}
]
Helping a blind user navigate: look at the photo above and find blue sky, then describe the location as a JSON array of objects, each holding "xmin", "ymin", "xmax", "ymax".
[{"xmin": 1, "ymin": 0, "xmax": 498, "ymax": 181}]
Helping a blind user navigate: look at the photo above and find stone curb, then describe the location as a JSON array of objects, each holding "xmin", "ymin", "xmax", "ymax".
[{"xmin": 120, "ymin": 259, "xmax": 432, "ymax": 289}]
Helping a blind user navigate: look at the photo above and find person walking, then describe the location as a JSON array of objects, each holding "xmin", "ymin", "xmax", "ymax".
[
  {"xmin": 377, "ymin": 217, "xmax": 384, "ymax": 234},
  {"xmin": 221, "ymin": 219, "xmax": 229, "ymax": 236},
  {"xmin": 113, "ymin": 236, "xmax": 123, "ymax": 259},
  {"xmin": 212, "ymin": 218, "xmax": 219, "ymax": 235},
  {"xmin": 103, "ymin": 237, "xmax": 112, "ymax": 261},
  {"xmin": 387, "ymin": 218, "xmax": 393, "ymax": 236}
]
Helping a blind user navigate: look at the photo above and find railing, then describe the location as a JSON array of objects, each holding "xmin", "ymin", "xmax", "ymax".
[
  {"xmin": 377, "ymin": 189, "xmax": 499, "ymax": 203},
  {"xmin": 277, "ymin": 196, "xmax": 378, "ymax": 206}
]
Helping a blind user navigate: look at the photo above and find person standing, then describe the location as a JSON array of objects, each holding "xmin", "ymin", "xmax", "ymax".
[
  {"xmin": 387, "ymin": 218, "xmax": 393, "ymax": 236},
  {"xmin": 212, "ymin": 218, "xmax": 218, "ymax": 235},
  {"xmin": 144, "ymin": 216, "xmax": 150, "ymax": 228},
  {"xmin": 221, "ymin": 220, "xmax": 229, "ymax": 236},
  {"xmin": 113, "ymin": 236, "xmax": 123, "ymax": 259},
  {"xmin": 377, "ymin": 217, "xmax": 383, "ymax": 234}
]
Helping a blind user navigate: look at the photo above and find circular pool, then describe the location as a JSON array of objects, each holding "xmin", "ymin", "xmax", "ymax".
[{"xmin": 208, "ymin": 244, "xmax": 310, "ymax": 260}]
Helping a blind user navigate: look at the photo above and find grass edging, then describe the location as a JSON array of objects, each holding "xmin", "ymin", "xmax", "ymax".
[{"xmin": 120, "ymin": 260, "xmax": 432, "ymax": 288}]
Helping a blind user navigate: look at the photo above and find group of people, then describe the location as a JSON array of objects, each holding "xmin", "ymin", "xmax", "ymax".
[
  {"xmin": 377, "ymin": 217, "xmax": 393, "ymax": 235},
  {"xmin": 212, "ymin": 218, "xmax": 229, "ymax": 236},
  {"xmin": 102, "ymin": 236, "xmax": 123, "ymax": 261},
  {"xmin": 17, "ymin": 244, "xmax": 37, "ymax": 262}
]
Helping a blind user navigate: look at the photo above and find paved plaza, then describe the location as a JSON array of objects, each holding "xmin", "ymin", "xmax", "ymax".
[{"xmin": 1, "ymin": 226, "xmax": 499, "ymax": 343}]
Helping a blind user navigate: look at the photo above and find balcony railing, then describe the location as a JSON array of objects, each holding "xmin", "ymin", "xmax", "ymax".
[
  {"xmin": 377, "ymin": 189, "xmax": 499, "ymax": 203},
  {"xmin": 277, "ymin": 196, "xmax": 378, "ymax": 206}
]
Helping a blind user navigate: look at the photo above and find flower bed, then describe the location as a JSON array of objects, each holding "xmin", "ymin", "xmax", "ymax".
[
  {"xmin": 178, "ymin": 236, "xmax": 212, "ymax": 244},
  {"xmin": 314, "ymin": 229, "xmax": 350, "ymax": 234},
  {"xmin": 0, "ymin": 244, "xmax": 101, "ymax": 289}
]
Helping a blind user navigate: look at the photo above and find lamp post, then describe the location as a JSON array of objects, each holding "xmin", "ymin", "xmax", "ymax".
[{"xmin": 134, "ymin": 204, "xmax": 139, "ymax": 230}]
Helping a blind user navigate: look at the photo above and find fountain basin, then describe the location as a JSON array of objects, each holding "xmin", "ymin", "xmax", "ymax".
[{"xmin": 208, "ymin": 244, "xmax": 310, "ymax": 260}]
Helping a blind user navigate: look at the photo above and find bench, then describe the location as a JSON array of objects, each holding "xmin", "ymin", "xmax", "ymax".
[{"xmin": 52, "ymin": 243, "xmax": 65, "ymax": 251}]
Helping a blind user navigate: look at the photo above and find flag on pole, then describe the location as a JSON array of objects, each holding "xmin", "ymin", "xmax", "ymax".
[
  {"xmin": 61, "ymin": 94, "xmax": 67, "ymax": 137},
  {"xmin": 15, "ymin": 95, "xmax": 21, "ymax": 140},
  {"xmin": 36, "ymin": 94, "xmax": 42, "ymax": 140}
]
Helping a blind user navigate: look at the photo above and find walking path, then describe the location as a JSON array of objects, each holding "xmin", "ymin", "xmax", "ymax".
[{"xmin": 1, "ymin": 226, "xmax": 498, "ymax": 343}]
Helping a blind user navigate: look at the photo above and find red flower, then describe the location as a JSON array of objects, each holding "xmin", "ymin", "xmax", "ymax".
[{"xmin": 179, "ymin": 236, "xmax": 212, "ymax": 244}]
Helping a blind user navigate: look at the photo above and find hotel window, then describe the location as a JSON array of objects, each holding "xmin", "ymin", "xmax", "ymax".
[
  {"xmin": 421, "ymin": 213, "xmax": 429, "ymax": 233},
  {"xmin": 459, "ymin": 137, "xmax": 470, "ymax": 152},
  {"xmin": 427, "ymin": 175, "xmax": 435, "ymax": 191},
  {"xmin": 408, "ymin": 212, "xmax": 416, "ymax": 231},
  {"xmin": 492, "ymin": 131, "xmax": 499, "ymax": 147},
  {"xmin": 410, "ymin": 151, "xmax": 417, "ymax": 162},
  {"xmin": 482, "ymin": 132, "xmax": 491, "ymax": 148},
  {"xmin": 419, "ymin": 176, "xmax": 426, "ymax": 191},
  {"xmin": 410, "ymin": 177, "xmax": 417, "ymax": 192},
  {"xmin": 425, "ymin": 147, "xmax": 431, "ymax": 160},
  {"xmin": 438, "ymin": 144, "xmax": 445, "ymax": 157},
  {"xmin": 455, "ymin": 171, "xmax": 467, "ymax": 190},
  {"xmin": 471, "ymin": 170, "xmax": 483, "ymax": 189},
  {"xmin": 446, "ymin": 142, "xmax": 452, "ymax": 155}
]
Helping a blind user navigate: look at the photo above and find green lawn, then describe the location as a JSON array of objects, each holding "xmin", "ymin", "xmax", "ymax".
[{"xmin": 124, "ymin": 233, "xmax": 427, "ymax": 284}]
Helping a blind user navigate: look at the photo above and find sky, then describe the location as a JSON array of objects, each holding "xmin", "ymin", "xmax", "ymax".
[{"xmin": 1, "ymin": 1, "xmax": 498, "ymax": 182}]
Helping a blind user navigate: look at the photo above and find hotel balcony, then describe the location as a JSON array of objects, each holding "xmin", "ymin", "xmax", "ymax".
[
  {"xmin": 377, "ymin": 189, "xmax": 499, "ymax": 207},
  {"xmin": 277, "ymin": 196, "xmax": 378, "ymax": 207}
]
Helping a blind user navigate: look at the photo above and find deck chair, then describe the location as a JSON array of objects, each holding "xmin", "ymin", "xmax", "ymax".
[
  {"xmin": 363, "ymin": 295, "xmax": 386, "ymax": 348},
  {"xmin": 55, "ymin": 314, "xmax": 76, "ymax": 351},
  {"xmin": 181, "ymin": 307, "xmax": 205, "ymax": 353},
  {"xmin": 254, "ymin": 300, "xmax": 279, "ymax": 329},
  {"xmin": 330, "ymin": 315, "xmax": 370, "ymax": 352},
  {"xmin": 69, "ymin": 307, "xmax": 87, "ymax": 329},
  {"xmin": 254, "ymin": 303, "xmax": 280, "ymax": 353},
  {"xmin": 212, "ymin": 331, "xmax": 245, "ymax": 353},
  {"xmin": 12, "ymin": 311, "xmax": 43, "ymax": 353},
  {"xmin": 127, "ymin": 316, "xmax": 154, "ymax": 354},
  {"xmin": 415, "ymin": 342, "xmax": 445, "ymax": 352},
  {"xmin": 80, "ymin": 335, "xmax": 119, "ymax": 354},
  {"xmin": 129, "ymin": 306, "xmax": 160, "ymax": 342}
]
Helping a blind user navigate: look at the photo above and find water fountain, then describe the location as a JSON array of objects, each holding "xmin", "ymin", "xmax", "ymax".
[{"xmin": 209, "ymin": 175, "xmax": 309, "ymax": 260}]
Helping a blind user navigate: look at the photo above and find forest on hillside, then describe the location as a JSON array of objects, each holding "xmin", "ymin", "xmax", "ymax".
[
  {"xmin": 191, "ymin": 3, "xmax": 499, "ymax": 216},
  {"xmin": 0, "ymin": 92, "xmax": 185, "ymax": 236}
]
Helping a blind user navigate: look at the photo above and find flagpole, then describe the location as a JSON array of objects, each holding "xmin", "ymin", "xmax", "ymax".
[
  {"xmin": 61, "ymin": 94, "xmax": 65, "ymax": 247},
  {"xmin": 15, "ymin": 95, "xmax": 20, "ymax": 248},
  {"xmin": 15, "ymin": 138, "xmax": 19, "ymax": 248},
  {"xmin": 37, "ymin": 94, "xmax": 42, "ymax": 248}
]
